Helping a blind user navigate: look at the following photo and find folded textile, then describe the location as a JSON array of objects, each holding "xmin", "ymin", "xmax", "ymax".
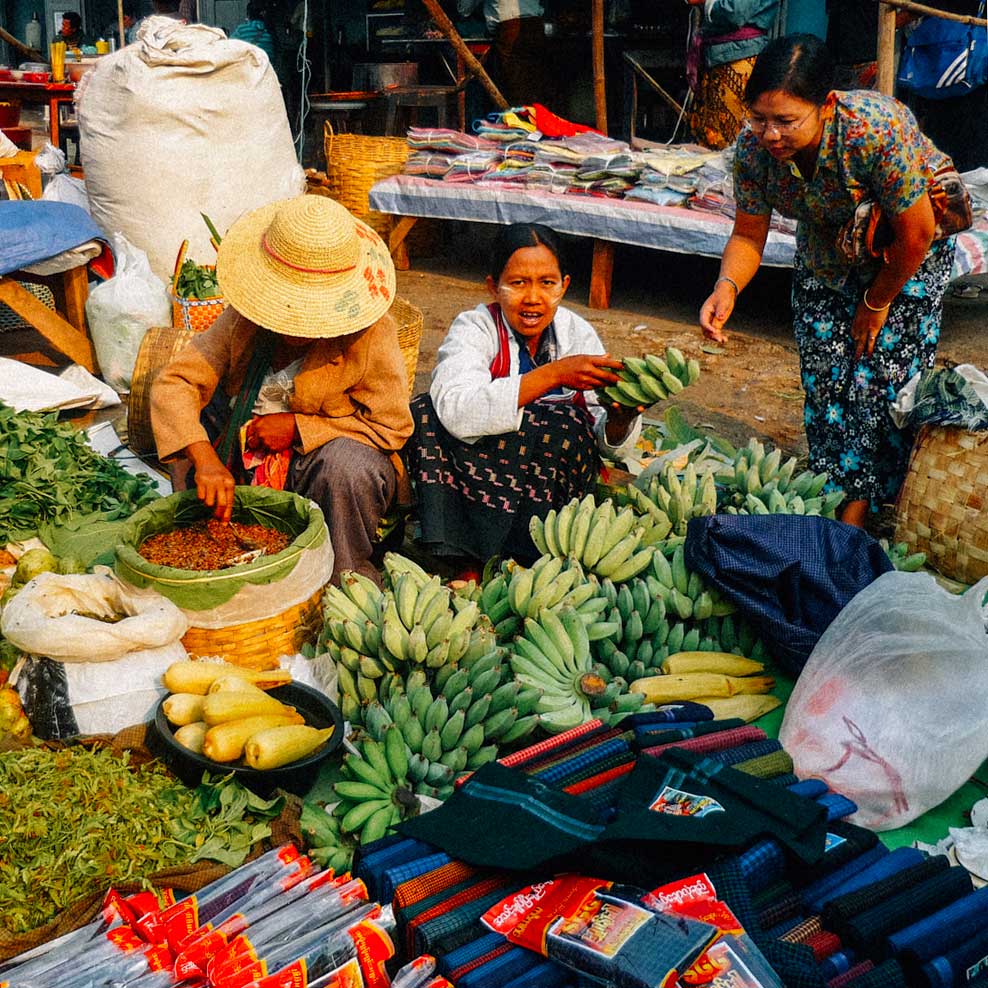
[
  {"xmin": 841, "ymin": 867, "xmax": 973, "ymax": 958},
  {"xmin": 807, "ymin": 930, "xmax": 843, "ymax": 962},
  {"xmin": 391, "ymin": 857, "xmax": 471, "ymax": 910},
  {"xmin": 790, "ymin": 779, "xmax": 832, "ymax": 800},
  {"xmin": 817, "ymin": 793, "xmax": 859, "ymax": 821},
  {"xmin": 498, "ymin": 719, "xmax": 608, "ymax": 768},
  {"xmin": 456, "ymin": 946, "xmax": 542, "ymax": 988},
  {"xmin": 406, "ymin": 875, "xmax": 512, "ymax": 955},
  {"xmin": 634, "ymin": 718, "xmax": 746, "ymax": 747},
  {"xmin": 767, "ymin": 773, "xmax": 801, "ymax": 788},
  {"xmin": 738, "ymin": 838, "xmax": 786, "ymax": 892},
  {"xmin": 709, "ymin": 738, "xmax": 782, "ymax": 766},
  {"xmin": 822, "ymin": 856, "xmax": 949, "ymax": 933},
  {"xmin": 643, "ymin": 724, "xmax": 765, "ymax": 757},
  {"xmin": 524, "ymin": 726, "xmax": 625, "ymax": 774},
  {"xmin": 821, "ymin": 948, "xmax": 862, "ymax": 982},
  {"xmin": 886, "ymin": 886, "xmax": 988, "ymax": 964},
  {"xmin": 757, "ymin": 887, "xmax": 803, "ymax": 930},
  {"xmin": 735, "ymin": 749, "xmax": 794, "ymax": 780},
  {"xmin": 629, "ymin": 703, "xmax": 715, "ymax": 725},
  {"xmin": 801, "ymin": 822, "xmax": 880, "ymax": 885},
  {"xmin": 0, "ymin": 201, "xmax": 108, "ymax": 276},
  {"xmin": 501, "ymin": 960, "xmax": 573, "ymax": 988},
  {"xmin": 800, "ymin": 845, "xmax": 895, "ymax": 913},
  {"xmin": 439, "ymin": 930, "xmax": 505, "ymax": 980},
  {"xmin": 780, "ymin": 915, "xmax": 824, "ymax": 944},
  {"xmin": 807, "ymin": 847, "xmax": 927, "ymax": 916},
  {"xmin": 404, "ymin": 152, "xmax": 456, "ymax": 179},
  {"xmin": 828, "ymin": 960, "xmax": 875, "ymax": 988},
  {"xmin": 845, "ymin": 960, "xmax": 908, "ymax": 988},
  {"xmin": 625, "ymin": 186, "xmax": 690, "ymax": 206},
  {"xmin": 920, "ymin": 927, "xmax": 988, "ymax": 988},
  {"xmin": 406, "ymin": 127, "xmax": 500, "ymax": 153}
]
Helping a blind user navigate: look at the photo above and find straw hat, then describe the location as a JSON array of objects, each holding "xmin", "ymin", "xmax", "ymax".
[{"xmin": 216, "ymin": 195, "xmax": 396, "ymax": 339}]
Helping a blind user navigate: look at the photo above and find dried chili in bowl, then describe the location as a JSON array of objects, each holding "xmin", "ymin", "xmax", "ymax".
[{"xmin": 138, "ymin": 519, "xmax": 290, "ymax": 571}]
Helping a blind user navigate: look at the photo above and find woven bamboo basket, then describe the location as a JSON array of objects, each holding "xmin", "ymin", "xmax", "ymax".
[
  {"xmin": 391, "ymin": 296, "xmax": 422, "ymax": 397},
  {"xmin": 322, "ymin": 123, "xmax": 409, "ymax": 238},
  {"xmin": 181, "ymin": 585, "xmax": 324, "ymax": 670},
  {"xmin": 128, "ymin": 325, "xmax": 196, "ymax": 455},
  {"xmin": 171, "ymin": 292, "xmax": 226, "ymax": 333},
  {"xmin": 895, "ymin": 425, "xmax": 988, "ymax": 583}
]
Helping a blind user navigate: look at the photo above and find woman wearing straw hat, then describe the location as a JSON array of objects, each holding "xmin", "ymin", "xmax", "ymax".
[{"xmin": 151, "ymin": 195, "xmax": 413, "ymax": 584}]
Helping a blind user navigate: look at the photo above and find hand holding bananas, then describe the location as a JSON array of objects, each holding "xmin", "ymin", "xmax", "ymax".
[{"xmin": 596, "ymin": 348, "xmax": 701, "ymax": 409}]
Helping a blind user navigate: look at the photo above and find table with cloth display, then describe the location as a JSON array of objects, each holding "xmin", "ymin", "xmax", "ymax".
[{"xmin": 368, "ymin": 174, "xmax": 988, "ymax": 309}]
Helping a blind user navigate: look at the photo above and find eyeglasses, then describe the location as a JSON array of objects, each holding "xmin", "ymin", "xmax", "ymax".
[{"xmin": 743, "ymin": 108, "xmax": 817, "ymax": 136}]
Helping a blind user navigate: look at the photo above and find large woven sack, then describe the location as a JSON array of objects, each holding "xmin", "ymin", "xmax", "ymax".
[
  {"xmin": 895, "ymin": 425, "xmax": 988, "ymax": 583},
  {"xmin": 77, "ymin": 17, "xmax": 305, "ymax": 283}
]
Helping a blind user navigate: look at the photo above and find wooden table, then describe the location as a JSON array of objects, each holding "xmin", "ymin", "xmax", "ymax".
[{"xmin": 0, "ymin": 80, "xmax": 76, "ymax": 149}]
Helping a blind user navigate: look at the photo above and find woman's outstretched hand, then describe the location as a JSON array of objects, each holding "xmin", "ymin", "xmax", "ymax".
[
  {"xmin": 699, "ymin": 281, "xmax": 737, "ymax": 343},
  {"xmin": 553, "ymin": 354, "xmax": 624, "ymax": 391}
]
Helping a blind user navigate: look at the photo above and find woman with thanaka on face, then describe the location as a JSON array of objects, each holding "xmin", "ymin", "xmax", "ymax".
[
  {"xmin": 407, "ymin": 223, "xmax": 643, "ymax": 579},
  {"xmin": 699, "ymin": 34, "xmax": 957, "ymax": 527}
]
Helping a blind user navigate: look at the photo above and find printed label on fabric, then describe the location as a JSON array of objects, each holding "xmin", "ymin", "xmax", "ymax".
[
  {"xmin": 824, "ymin": 833, "xmax": 847, "ymax": 853},
  {"xmin": 348, "ymin": 921, "xmax": 395, "ymax": 988},
  {"xmin": 644, "ymin": 874, "xmax": 717, "ymax": 913},
  {"xmin": 649, "ymin": 786, "xmax": 725, "ymax": 817},
  {"xmin": 317, "ymin": 958, "xmax": 364, "ymax": 988},
  {"xmin": 548, "ymin": 896, "xmax": 653, "ymax": 959}
]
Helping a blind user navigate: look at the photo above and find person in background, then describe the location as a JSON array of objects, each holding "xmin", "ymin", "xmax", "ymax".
[
  {"xmin": 104, "ymin": 4, "xmax": 138, "ymax": 46},
  {"xmin": 906, "ymin": 0, "xmax": 988, "ymax": 173},
  {"xmin": 825, "ymin": 0, "xmax": 914, "ymax": 90},
  {"xmin": 230, "ymin": 1, "xmax": 276, "ymax": 62},
  {"xmin": 684, "ymin": 0, "xmax": 780, "ymax": 150},
  {"xmin": 455, "ymin": 0, "xmax": 546, "ymax": 107},
  {"xmin": 406, "ymin": 223, "xmax": 641, "ymax": 581},
  {"xmin": 151, "ymin": 196, "xmax": 413, "ymax": 585},
  {"xmin": 58, "ymin": 11, "xmax": 88, "ymax": 48},
  {"xmin": 698, "ymin": 35, "xmax": 957, "ymax": 527}
]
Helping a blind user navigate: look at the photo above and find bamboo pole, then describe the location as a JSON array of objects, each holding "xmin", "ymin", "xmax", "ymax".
[
  {"xmin": 872, "ymin": 0, "xmax": 987, "ymax": 28},
  {"xmin": 118, "ymin": 0, "xmax": 126, "ymax": 49},
  {"xmin": 592, "ymin": 0, "xmax": 607, "ymax": 132},
  {"xmin": 0, "ymin": 24, "xmax": 44, "ymax": 62},
  {"xmin": 418, "ymin": 0, "xmax": 508, "ymax": 110},
  {"xmin": 876, "ymin": 2, "xmax": 898, "ymax": 95}
]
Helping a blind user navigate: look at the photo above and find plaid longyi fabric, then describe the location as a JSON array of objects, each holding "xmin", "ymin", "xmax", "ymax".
[{"xmin": 393, "ymin": 859, "xmax": 477, "ymax": 910}]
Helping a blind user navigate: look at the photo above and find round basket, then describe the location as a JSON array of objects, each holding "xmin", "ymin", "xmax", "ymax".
[
  {"xmin": 322, "ymin": 123, "xmax": 409, "ymax": 238},
  {"xmin": 128, "ymin": 325, "xmax": 196, "ymax": 455},
  {"xmin": 180, "ymin": 585, "xmax": 324, "ymax": 670},
  {"xmin": 391, "ymin": 296, "xmax": 422, "ymax": 397},
  {"xmin": 171, "ymin": 292, "xmax": 226, "ymax": 333},
  {"xmin": 895, "ymin": 425, "xmax": 988, "ymax": 583}
]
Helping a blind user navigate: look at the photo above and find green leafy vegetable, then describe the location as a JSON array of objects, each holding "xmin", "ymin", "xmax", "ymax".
[
  {"xmin": 0, "ymin": 403, "xmax": 160, "ymax": 544},
  {"xmin": 173, "ymin": 258, "xmax": 221, "ymax": 300}
]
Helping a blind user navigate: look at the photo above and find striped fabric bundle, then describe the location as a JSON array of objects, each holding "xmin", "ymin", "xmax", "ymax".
[
  {"xmin": 735, "ymin": 749, "xmax": 794, "ymax": 780},
  {"xmin": 887, "ymin": 886, "xmax": 988, "ymax": 964},
  {"xmin": 634, "ymin": 718, "xmax": 745, "ymax": 748},
  {"xmin": 499, "ymin": 719, "xmax": 606, "ymax": 769},
  {"xmin": 393, "ymin": 859, "xmax": 475, "ymax": 910},
  {"xmin": 806, "ymin": 930, "xmax": 843, "ymax": 962},
  {"xmin": 779, "ymin": 915, "xmax": 824, "ymax": 944},
  {"xmin": 404, "ymin": 152, "xmax": 455, "ymax": 179},
  {"xmin": 406, "ymin": 127, "xmax": 500, "ymax": 153},
  {"xmin": 828, "ymin": 959, "xmax": 875, "ymax": 988},
  {"xmin": 803, "ymin": 847, "xmax": 921, "ymax": 915},
  {"xmin": 643, "ymin": 724, "xmax": 766, "ymax": 757}
]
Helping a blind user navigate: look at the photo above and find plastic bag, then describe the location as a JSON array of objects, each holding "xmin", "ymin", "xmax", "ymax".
[
  {"xmin": 780, "ymin": 571, "xmax": 988, "ymax": 831},
  {"xmin": 42, "ymin": 173, "xmax": 91, "ymax": 212},
  {"xmin": 84, "ymin": 233, "xmax": 171, "ymax": 393}
]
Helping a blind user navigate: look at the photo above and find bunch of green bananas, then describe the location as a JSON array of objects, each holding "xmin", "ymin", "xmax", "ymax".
[
  {"xmin": 300, "ymin": 801, "xmax": 355, "ymax": 875},
  {"xmin": 360, "ymin": 646, "xmax": 541, "ymax": 796},
  {"xmin": 508, "ymin": 605, "xmax": 649, "ymax": 733},
  {"xmin": 647, "ymin": 544, "xmax": 735, "ymax": 622},
  {"xmin": 529, "ymin": 494, "xmax": 654, "ymax": 583},
  {"xmin": 597, "ymin": 348, "xmax": 700, "ymax": 408},
  {"xmin": 627, "ymin": 461, "xmax": 718, "ymax": 540},
  {"xmin": 880, "ymin": 539, "xmax": 927, "ymax": 572},
  {"xmin": 333, "ymin": 731, "xmax": 421, "ymax": 846},
  {"xmin": 715, "ymin": 439, "xmax": 841, "ymax": 517}
]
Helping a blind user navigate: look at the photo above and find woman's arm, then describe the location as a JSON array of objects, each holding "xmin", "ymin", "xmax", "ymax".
[
  {"xmin": 852, "ymin": 194, "xmax": 936, "ymax": 359},
  {"xmin": 698, "ymin": 209, "xmax": 771, "ymax": 342},
  {"xmin": 518, "ymin": 355, "xmax": 622, "ymax": 407}
]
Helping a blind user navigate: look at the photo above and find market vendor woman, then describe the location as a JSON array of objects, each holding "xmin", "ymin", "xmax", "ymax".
[
  {"xmin": 406, "ymin": 223, "xmax": 641, "ymax": 578},
  {"xmin": 699, "ymin": 34, "xmax": 958, "ymax": 527},
  {"xmin": 151, "ymin": 195, "xmax": 413, "ymax": 584}
]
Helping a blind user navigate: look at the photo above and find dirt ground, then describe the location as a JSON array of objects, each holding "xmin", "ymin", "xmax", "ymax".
[{"xmin": 395, "ymin": 219, "xmax": 988, "ymax": 468}]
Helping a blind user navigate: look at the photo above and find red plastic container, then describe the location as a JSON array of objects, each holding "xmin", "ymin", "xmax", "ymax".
[{"xmin": 23, "ymin": 71, "xmax": 50, "ymax": 83}]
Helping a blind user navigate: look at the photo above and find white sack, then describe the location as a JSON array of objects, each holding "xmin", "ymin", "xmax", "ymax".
[{"xmin": 77, "ymin": 16, "xmax": 306, "ymax": 283}]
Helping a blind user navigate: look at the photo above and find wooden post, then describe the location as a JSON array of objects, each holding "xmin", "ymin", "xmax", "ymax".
[
  {"xmin": 592, "ymin": 0, "xmax": 607, "ymax": 133},
  {"xmin": 118, "ymin": 0, "xmax": 126, "ymax": 48},
  {"xmin": 876, "ymin": 2, "xmax": 899, "ymax": 95},
  {"xmin": 872, "ymin": 0, "xmax": 987, "ymax": 26},
  {"xmin": 418, "ymin": 0, "xmax": 508, "ymax": 110},
  {"xmin": 0, "ymin": 24, "xmax": 44, "ymax": 62},
  {"xmin": 589, "ymin": 240, "xmax": 614, "ymax": 310}
]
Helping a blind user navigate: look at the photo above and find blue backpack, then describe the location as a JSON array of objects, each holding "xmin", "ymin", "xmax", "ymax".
[{"xmin": 898, "ymin": 5, "xmax": 988, "ymax": 100}]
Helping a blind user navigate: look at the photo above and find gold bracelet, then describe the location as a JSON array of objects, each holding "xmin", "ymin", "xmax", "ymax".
[{"xmin": 862, "ymin": 288, "xmax": 891, "ymax": 312}]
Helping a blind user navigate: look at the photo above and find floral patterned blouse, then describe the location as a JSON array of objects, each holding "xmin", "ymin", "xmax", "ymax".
[{"xmin": 733, "ymin": 90, "xmax": 951, "ymax": 291}]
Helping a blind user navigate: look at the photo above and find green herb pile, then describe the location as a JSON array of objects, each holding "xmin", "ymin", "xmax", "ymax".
[
  {"xmin": 0, "ymin": 745, "xmax": 284, "ymax": 935},
  {"xmin": 0, "ymin": 403, "xmax": 160, "ymax": 543},
  {"xmin": 174, "ymin": 259, "xmax": 221, "ymax": 300}
]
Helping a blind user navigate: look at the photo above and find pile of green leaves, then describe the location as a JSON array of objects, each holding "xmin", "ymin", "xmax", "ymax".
[
  {"xmin": 0, "ymin": 745, "xmax": 283, "ymax": 935},
  {"xmin": 0, "ymin": 403, "xmax": 160, "ymax": 543},
  {"xmin": 174, "ymin": 259, "xmax": 221, "ymax": 300}
]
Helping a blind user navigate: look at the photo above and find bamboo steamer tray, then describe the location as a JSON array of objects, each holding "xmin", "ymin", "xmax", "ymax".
[{"xmin": 895, "ymin": 425, "xmax": 988, "ymax": 583}]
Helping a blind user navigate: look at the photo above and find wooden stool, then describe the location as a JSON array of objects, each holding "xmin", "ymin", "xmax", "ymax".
[{"xmin": 383, "ymin": 84, "xmax": 464, "ymax": 136}]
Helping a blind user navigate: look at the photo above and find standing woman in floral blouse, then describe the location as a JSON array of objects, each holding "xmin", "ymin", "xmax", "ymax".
[{"xmin": 699, "ymin": 34, "xmax": 957, "ymax": 527}]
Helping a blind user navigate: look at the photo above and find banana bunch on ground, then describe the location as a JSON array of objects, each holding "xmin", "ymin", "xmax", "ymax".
[
  {"xmin": 588, "ymin": 577, "xmax": 766, "ymax": 686},
  {"xmin": 597, "ymin": 348, "xmax": 700, "ymax": 408},
  {"xmin": 479, "ymin": 553, "xmax": 603, "ymax": 640},
  {"xmin": 716, "ymin": 439, "xmax": 843, "ymax": 517},
  {"xmin": 360, "ymin": 648, "xmax": 541, "ymax": 797},
  {"xmin": 507, "ymin": 605, "xmax": 650, "ymax": 733},
  {"xmin": 630, "ymin": 650, "xmax": 780, "ymax": 723},
  {"xmin": 332, "ymin": 732, "xmax": 421, "ymax": 846},
  {"xmin": 529, "ymin": 494, "xmax": 653, "ymax": 583},
  {"xmin": 320, "ymin": 560, "xmax": 495, "ymax": 725},
  {"xmin": 627, "ymin": 461, "xmax": 718, "ymax": 540},
  {"xmin": 880, "ymin": 539, "xmax": 927, "ymax": 572}
]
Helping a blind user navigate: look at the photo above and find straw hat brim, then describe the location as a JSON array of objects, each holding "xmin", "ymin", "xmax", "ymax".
[{"xmin": 216, "ymin": 198, "xmax": 397, "ymax": 339}]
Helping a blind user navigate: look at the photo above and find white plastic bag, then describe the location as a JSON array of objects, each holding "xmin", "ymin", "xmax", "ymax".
[
  {"xmin": 85, "ymin": 233, "xmax": 171, "ymax": 393},
  {"xmin": 780, "ymin": 571, "xmax": 988, "ymax": 831},
  {"xmin": 1, "ymin": 568, "xmax": 188, "ymax": 661},
  {"xmin": 42, "ymin": 173, "xmax": 90, "ymax": 212}
]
